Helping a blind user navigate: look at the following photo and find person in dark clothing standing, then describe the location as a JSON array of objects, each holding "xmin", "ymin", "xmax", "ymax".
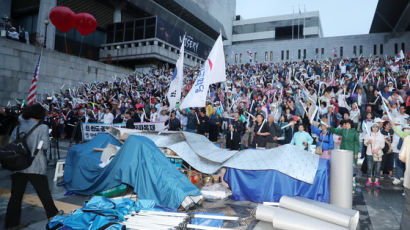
[
  {"xmin": 64, "ymin": 108, "xmax": 75, "ymax": 139},
  {"xmin": 5, "ymin": 104, "xmax": 59, "ymax": 229},
  {"xmin": 165, "ymin": 111, "xmax": 181, "ymax": 131},
  {"xmin": 208, "ymin": 109, "xmax": 221, "ymax": 142},
  {"xmin": 266, "ymin": 115, "xmax": 282, "ymax": 149},
  {"xmin": 252, "ymin": 113, "xmax": 271, "ymax": 148},
  {"xmin": 196, "ymin": 110, "xmax": 209, "ymax": 136},
  {"xmin": 113, "ymin": 108, "xmax": 123, "ymax": 124},
  {"xmin": 72, "ymin": 109, "xmax": 85, "ymax": 143},
  {"xmin": 226, "ymin": 112, "xmax": 243, "ymax": 150},
  {"xmin": 185, "ymin": 109, "xmax": 197, "ymax": 133},
  {"xmin": 124, "ymin": 112, "xmax": 135, "ymax": 129},
  {"xmin": 381, "ymin": 121, "xmax": 394, "ymax": 177}
]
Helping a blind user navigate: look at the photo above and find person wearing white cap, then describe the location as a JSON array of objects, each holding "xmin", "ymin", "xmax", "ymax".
[{"xmin": 364, "ymin": 123, "xmax": 385, "ymax": 187}]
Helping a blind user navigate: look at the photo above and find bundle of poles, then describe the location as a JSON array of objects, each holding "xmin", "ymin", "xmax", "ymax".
[{"xmin": 124, "ymin": 210, "xmax": 239, "ymax": 230}]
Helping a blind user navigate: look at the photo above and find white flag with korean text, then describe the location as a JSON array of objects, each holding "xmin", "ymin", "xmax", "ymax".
[{"xmin": 180, "ymin": 34, "xmax": 225, "ymax": 109}]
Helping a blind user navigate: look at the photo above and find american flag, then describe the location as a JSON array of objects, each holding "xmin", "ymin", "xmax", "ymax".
[{"xmin": 27, "ymin": 53, "xmax": 42, "ymax": 105}]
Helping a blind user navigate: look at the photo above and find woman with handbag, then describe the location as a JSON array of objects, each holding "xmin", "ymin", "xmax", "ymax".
[
  {"xmin": 310, "ymin": 123, "xmax": 334, "ymax": 159},
  {"xmin": 364, "ymin": 123, "xmax": 385, "ymax": 188},
  {"xmin": 5, "ymin": 104, "xmax": 59, "ymax": 229}
]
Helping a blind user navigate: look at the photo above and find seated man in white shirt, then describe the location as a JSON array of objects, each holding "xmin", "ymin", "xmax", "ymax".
[
  {"xmin": 7, "ymin": 27, "xmax": 19, "ymax": 40},
  {"xmin": 103, "ymin": 108, "xmax": 114, "ymax": 124}
]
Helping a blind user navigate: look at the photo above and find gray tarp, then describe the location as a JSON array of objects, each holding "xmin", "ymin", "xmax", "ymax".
[{"xmin": 112, "ymin": 128, "xmax": 319, "ymax": 184}]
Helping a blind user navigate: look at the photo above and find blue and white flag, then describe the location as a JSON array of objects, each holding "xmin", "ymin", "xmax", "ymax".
[{"xmin": 167, "ymin": 35, "xmax": 185, "ymax": 111}]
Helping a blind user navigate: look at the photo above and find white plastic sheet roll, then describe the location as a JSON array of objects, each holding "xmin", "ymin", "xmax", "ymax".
[
  {"xmin": 330, "ymin": 149, "xmax": 353, "ymax": 209},
  {"xmin": 270, "ymin": 207, "xmax": 347, "ymax": 230},
  {"xmin": 255, "ymin": 205, "xmax": 276, "ymax": 222},
  {"xmin": 279, "ymin": 196, "xmax": 359, "ymax": 230},
  {"xmin": 253, "ymin": 221, "xmax": 274, "ymax": 230}
]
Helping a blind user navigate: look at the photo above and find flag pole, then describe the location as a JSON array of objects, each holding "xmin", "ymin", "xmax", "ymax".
[
  {"xmin": 298, "ymin": 4, "xmax": 300, "ymax": 40},
  {"xmin": 303, "ymin": 4, "xmax": 306, "ymax": 39},
  {"xmin": 292, "ymin": 6, "xmax": 294, "ymax": 40}
]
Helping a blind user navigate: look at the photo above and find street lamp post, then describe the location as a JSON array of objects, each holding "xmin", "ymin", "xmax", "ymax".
[{"xmin": 44, "ymin": 19, "xmax": 49, "ymax": 48}]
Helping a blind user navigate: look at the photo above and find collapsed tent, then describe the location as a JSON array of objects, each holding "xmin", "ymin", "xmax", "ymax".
[
  {"xmin": 113, "ymin": 128, "xmax": 320, "ymax": 184},
  {"xmin": 63, "ymin": 133, "xmax": 201, "ymax": 209}
]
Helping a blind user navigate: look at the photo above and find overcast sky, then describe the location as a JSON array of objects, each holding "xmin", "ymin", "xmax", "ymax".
[{"xmin": 236, "ymin": 0, "xmax": 379, "ymax": 37}]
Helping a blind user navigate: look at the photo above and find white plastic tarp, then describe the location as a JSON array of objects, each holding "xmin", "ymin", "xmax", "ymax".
[{"xmin": 113, "ymin": 128, "xmax": 319, "ymax": 184}]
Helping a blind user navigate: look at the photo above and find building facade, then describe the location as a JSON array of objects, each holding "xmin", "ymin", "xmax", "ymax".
[
  {"xmin": 225, "ymin": 0, "xmax": 410, "ymax": 64},
  {"xmin": 225, "ymin": 32, "xmax": 410, "ymax": 64},
  {"xmin": 232, "ymin": 11, "xmax": 322, "ymax": 45},
  {"xmin": 1, "ymin": 0, "xmax": 236, "ymax": 68}
]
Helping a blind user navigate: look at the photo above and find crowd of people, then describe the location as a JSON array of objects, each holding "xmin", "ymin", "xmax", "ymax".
[
  {"xmin": 1, "ymin": 55, "xmax": 410, "ymax": 183},
  {"xmin": 1, "ymin": 52, "xmax": 410, "ymax": 230}
]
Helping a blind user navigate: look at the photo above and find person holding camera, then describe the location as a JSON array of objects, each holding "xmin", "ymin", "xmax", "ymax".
[{"xmin": 5, "ymin": 104, "xmax": 59, "ymax": 229}]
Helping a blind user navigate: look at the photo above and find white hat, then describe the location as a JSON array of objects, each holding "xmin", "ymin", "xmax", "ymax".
[
  {"xmin": 371, "ymin": 123, "xmax": 379, "ymax": 128},
  {"xmin": 374, "ymin": 118, "xmax": 383, "ymax": 123}
]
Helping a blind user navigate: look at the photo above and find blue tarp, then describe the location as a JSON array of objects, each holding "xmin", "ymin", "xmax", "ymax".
[
  {"xmin": 64, "ymin": 133, "xmax": 201, "ymax": 209},
  {"xmin": 224, "ymin": 158, "xmax": 330, "ymax": 203}
]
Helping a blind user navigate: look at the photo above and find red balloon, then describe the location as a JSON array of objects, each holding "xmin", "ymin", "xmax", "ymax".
[
  {"xmin": 75, "ymin": 12, "xmax": 97, "ymax": 36},
  {"xmin": 49, "ymin": 6, "xmax": 76, "ymax": 33}
]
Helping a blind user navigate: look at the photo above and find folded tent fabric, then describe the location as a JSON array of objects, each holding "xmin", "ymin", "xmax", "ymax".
[
  {"xmin": 224, "ymin": 158, "xmax": 330, "ymax": 203},
  {"xmin": 47, "ymin": 196, "xmax": 155, "ymax": 230},
  {"xmin": 63, "ymin": 133, "xmax": 201, "ymax": 209}
]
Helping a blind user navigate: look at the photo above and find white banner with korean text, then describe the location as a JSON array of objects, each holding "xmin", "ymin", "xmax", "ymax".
[{"xmin": 81, "ymin": 122, "xmax": 166, "ymax": 140}]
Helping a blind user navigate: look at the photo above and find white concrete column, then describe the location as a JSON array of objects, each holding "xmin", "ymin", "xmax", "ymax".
[
  {"xmin": 113, "ymin": 7, "xmax": 121, "ymax": 23},
  {"xmin": 110, "ymin": 0, "xmax": 126, "ymax": 23},
  {"xmin": 36, "ymin": 0, "xmax": 56, "ymax": 49}
]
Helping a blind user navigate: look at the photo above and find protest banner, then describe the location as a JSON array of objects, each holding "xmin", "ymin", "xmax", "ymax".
[{"xmin": 82, "ymin": 122, "xmax": 166, "ymax": 140}]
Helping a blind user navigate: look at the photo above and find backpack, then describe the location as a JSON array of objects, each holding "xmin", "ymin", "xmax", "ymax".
[{"xmin": 0, "ymin": 123, "xmax": 41, "ymax": 171}]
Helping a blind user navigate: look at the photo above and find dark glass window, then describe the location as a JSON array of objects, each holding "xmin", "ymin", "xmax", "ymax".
[{"xmin": 114, "ymin": 22, "xmax": 124, "ymax": 43}]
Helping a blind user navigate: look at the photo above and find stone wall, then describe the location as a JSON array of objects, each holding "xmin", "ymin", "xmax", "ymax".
[{"xmin": 0, "ymin": 38, "xmax": 132, "ymax": 106}]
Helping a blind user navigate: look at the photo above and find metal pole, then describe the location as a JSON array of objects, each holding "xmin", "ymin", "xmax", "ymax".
[
  {"xmin": 292, "ymin": 6, "xmax": 294, "ymax": 40},
  {"xmin": 297, "ymin": 5, "xmax": 300, "ymax": 40},
  {"xmin": 304, "ymin": 5, "xmax": 306, "ymax": 39}
]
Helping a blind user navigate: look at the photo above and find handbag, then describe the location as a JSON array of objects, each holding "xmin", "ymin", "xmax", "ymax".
[{"xmin": 315, "ymin": 133, "xmax": 326, "ymax": 155}]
